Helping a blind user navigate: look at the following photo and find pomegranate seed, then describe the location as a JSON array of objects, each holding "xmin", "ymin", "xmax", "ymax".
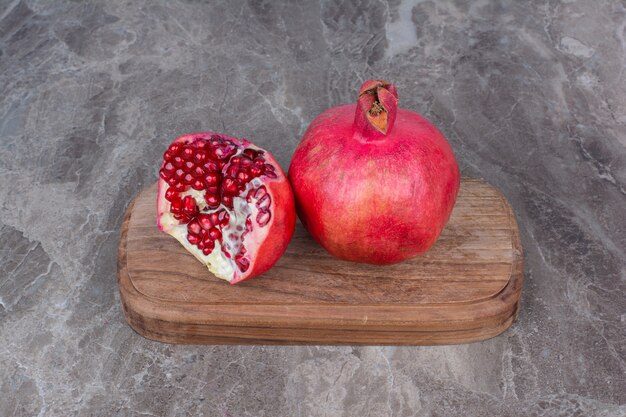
[
  {"xmin": 182, "ymin": 196, "xmax": 198, "ymax": 215},
  {"xmin": 167, "ymin": 177, "xmax": 177, "ymax": 186},
  {"xmin": 163, "ymin": 162, "xmax": 175, "ymax": 173},
  {"xmin": 255, "ymin": 186, "xmax": 267, "ymax": 199},
  {"xmin": 206, "ymin": 186, "xmax": 218, "ymax": 195},
  {"xmin": 250, "ymin": 165, "xmax": 264, "ymax": 176},
  {"xmin": 240, "ymin": 157, "xmax": 253, "ymax": 167},
  {"xmin": 184, "ymin": 173, "xmax": 194, "ymax": 184},
  {"xmin": 209, "ymin": 212, "xmax": 220, "ymax": 226},
  {"xmin": 226, "ymin": 165, "xmax": 238, "ymax": 177},
  {"xmin": 187, "ymin": 220, "xmax": 202, "ymax": 236},
  {"xmin": 204, "ymin": 172, "xmax": 220, "ymax": 186},
  {"xmin": 212, "ymin": 147, "xmax": 224, "ymax": 159},
  {"xmin": 194, "ymin": 150, "xmax": 208, "ymax": 164},
  {"xmin": 170, "ymin": 200, "xmax": 182, "ymax": 214},
  {"xmin": 159, "ymin": 170, "xmax": 170, "ymax": 180},
  {"xmin": 220, "ymin": 211, "xmax": 230, "ymax": 228},
  {"xmin": 206, "ymin": 240, "xmax": 215, "ymax": 251},
  {"xmin": 192, "ymin": 179, "xmax": 204, "ymax": 190},
  {"xmin": 196, "ymin": 140, "xmax": 207, "ymax": 149},
  {"xmin": 243, "ymin": 149, "xmax": 257, "ymax": 159},
  {"xmin": 237, "ymin": 171, "xmax": 250, "ymax": 182},
  {"xmin": 235, "ymin": 254, "xmax": 250, "ymax": 272},
  {"xmin": 257, "ymin": 210, "xmax": 271, "ymax": 226},
  {"xmin": 182, "ymin": 146, "xmax": 194, "ymax": 160},
  {"xmin": 221, "ymin": 194, "xmax": 233, "ymax": 208},
  {"xmin": 165, "ymin": 188, "xmax": 177, "ymax": 201},
  {"xmin": 192, "ymin": 166, "xmax": 205, "ymax": 177},
  {"xmin": 174, "ymin": 169, "xmax": 185, "ymax": 179},
  {"xmin": 198, "ymin": 241, "xmax": 205, "ymax": 249},
  {"xmin": 265, "ymin": 163, "xmax": 274, "ymax": 172},
  {"xmin": 163, "ymin": 150, "xmax": 174, "ymax": 161},
  {"xmin": 204, "ymin": 161, "xmax": 219, "ymax": 172},
  {"xmin": 172, "ymin": 156, "xmax": 184, "ymax": 168},
  {"xmin": 198, "ymin": 214, "xmax": 212, "ymax": 230},
  {"xmin": 205, "ymin": 193, "xmax": 219, "ymax": 208},
  {"xmin": 256, "ymin": 193, "xmax": 271, "ymax": 210},
  {"xmin": 173, "ymin": 182, "xmax": 185, "ymax": 192},
  {"xmin": 223, "ymin": 177, "xmax": 238, "ymax": 194},
  {"xmin": 168, "ymin": 143, "xmax": 181, "ymax": 154},
  {"xmin": 187, "ymin": 234, "xmax": 200, "ymax": 244},
  {"xmin": 264, "ymin": 170, "xmax": 277, "ymax": 179},
  {"xmin": 184, "ymin": 161, "xmax": 195, "ymax": 171},
  {"xmin": 208, "ymin": 227, "xmax": 221, "ymax": 241}
]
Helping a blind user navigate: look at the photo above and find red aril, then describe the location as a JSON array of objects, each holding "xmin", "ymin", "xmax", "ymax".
[
  {"xmin": 157, "ymin": 132, "xmax": 295, "ymax": 284},
  {"xmin": 288, "ymin": 80, "xmax": 460, "ymax": 264}
]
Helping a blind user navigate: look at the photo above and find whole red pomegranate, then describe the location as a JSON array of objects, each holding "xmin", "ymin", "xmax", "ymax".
[
  {"xmin": 289, "ymin": 80, "xmax": 460, "ymax": 264},
  {"xmin": 157, "ymin": 132, "xmax": 295, "ymax": 284}
]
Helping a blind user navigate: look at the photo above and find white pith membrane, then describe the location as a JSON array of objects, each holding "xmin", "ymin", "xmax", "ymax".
[{"xmin": 157, "ymin": 139, "xmax": 274, "ymax": 283}]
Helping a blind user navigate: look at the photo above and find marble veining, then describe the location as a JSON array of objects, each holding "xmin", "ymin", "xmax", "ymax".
[{"xmin": 0, "ymin": 0, "xmax": 624, "ymax": 415}]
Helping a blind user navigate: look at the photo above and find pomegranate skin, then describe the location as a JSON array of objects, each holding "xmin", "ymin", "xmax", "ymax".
[{"xmin": 288, "ymin": 81, "xmax": 460, "ymax": 265}]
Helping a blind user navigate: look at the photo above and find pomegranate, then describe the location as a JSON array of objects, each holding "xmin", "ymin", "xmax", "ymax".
[
  {"xmin": 288, "ymin": 80, "xmax": 460, "ymax": 264},
  {"xmin": 157, "ymin": 132, "xmax": 295, "ymax": 284}
]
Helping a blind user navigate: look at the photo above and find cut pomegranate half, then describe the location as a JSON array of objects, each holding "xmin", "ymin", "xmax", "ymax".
[{"xmin": 157, "ymin": 132, "xmax": 295, "ymax": 284}]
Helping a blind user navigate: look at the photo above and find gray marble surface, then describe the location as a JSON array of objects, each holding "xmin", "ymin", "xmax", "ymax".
[{"xmin": 0, "ymin": 0, "xmax": 624, "ymax": 415}]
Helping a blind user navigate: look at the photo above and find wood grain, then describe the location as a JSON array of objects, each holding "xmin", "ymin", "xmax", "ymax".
[{"xmin": 117, "ymin": 178, "xmax": 523, "ymax": 345}]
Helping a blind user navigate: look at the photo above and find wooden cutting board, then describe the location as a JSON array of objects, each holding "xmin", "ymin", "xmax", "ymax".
[{"xmin": 117, "ymin": 178, "xmax": 523, "ymax": 345}]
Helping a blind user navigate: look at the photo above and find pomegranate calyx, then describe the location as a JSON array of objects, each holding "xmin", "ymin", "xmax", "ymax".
[{"xmin": 354, "ymin": 79, "xmax": 399, "ymax": 138}]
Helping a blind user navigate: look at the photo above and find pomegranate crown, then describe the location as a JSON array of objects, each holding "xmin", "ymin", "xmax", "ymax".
[{"xmin": 355, "ymin": 79, "xmax": 399, "ymax": 137}]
